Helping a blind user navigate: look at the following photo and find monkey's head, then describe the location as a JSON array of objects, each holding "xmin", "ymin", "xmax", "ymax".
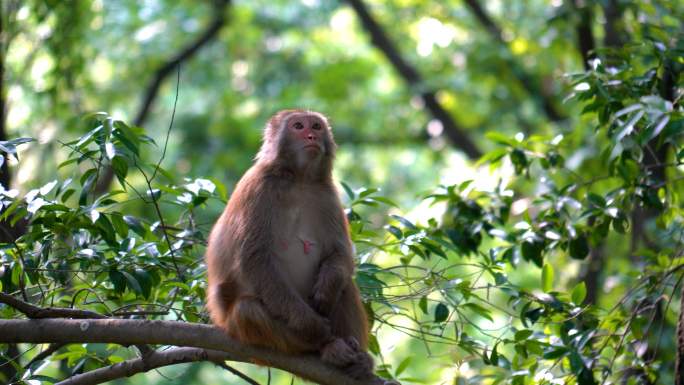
[{"xmin": 257, "ymin": 109, "xmax": 336, "ymax": 178}]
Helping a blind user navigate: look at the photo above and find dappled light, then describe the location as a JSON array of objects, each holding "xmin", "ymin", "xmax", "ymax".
[{"xmin": 1, "ymin": 1, "xmax": 684, "ymax": 385}]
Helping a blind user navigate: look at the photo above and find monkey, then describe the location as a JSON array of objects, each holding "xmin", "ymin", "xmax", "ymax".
[{"xmin": 205, "ymin": 109, "xmax": 374, "ymax": 379}]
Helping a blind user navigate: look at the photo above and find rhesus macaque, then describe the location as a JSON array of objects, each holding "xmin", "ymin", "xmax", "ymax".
[{"xmin": 206, "ymin": 109, "xmax": 374, "ymax": 379}]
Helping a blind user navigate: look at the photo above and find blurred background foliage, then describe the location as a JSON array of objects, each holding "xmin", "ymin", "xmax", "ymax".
[{"xmin": 2, "ymin": 0, "xmax": 684, "ymax": 384}]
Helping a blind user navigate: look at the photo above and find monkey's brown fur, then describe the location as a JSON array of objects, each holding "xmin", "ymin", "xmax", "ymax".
[{"xmin": 206, "ymin": 109, "xmax": 374, "ymax": 379}]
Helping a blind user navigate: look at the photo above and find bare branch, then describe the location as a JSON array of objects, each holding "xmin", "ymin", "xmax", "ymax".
[
  {"xmin": 345, "ymin": 0, "xmax": 482, "ymax": 159},
  {"xmin": 23, "ymin": 343, "xmax": 65, "ymax": 370},
  {"xmin": 0, "ymin": 319, "xmax": 395, "ymax": 385},
  {"xmin": 54, "ymin": 347, "xmax": 247, "ymax": 385},
  {"xmin": 0, "ymin": 292, "xmax": 106, "ymax": 319},
  {"xmin": 214, "ymin": 361, "xmax": 260, "ymax": 385}
]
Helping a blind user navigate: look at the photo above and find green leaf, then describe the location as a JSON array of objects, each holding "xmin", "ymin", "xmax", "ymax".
[
  {"xmin": 569, "ymin": 235, "xmax": 589, "ymax": 260},
  {"xmin": 462, "ymin": 303, "xmax": 494, "ymax": 322},
  {"xmin": 520, "ymin": 240, "xmax": 544, "ymax": 267},
  {"xmin": 418, "ymin": 239, "xmax": 447, "ymax": 259},
  {"xmin": 434, "ymin": 303, "xmax": 449, "ymax": 323},
  {"xmin": 384, "ymin": 225, "xmax": 403, "ymax": 240},
  {"xmin": 358, "ymin": 188, "xmax": 379, "ymax": 199},
  {"xmin": 426, "ymin": 236, "xmax": 460, "ymax": 254},
  {"xmin": 395, "ymin": 355, "xmax": 414, "ymax": 376},
  {"xmin": 613, "ymin": 104, "xmax": 643, "ymax": 118},
  {"xmin": 61, "ymin": 189, "xmax": 76, "ymax": 203},
  {"xmin": 135, "ymin": 269, "xmax": 153, "ymax": 299},
  {"xmin": 82, "ymin": 111, "xmax": 109, "ymax": 120},
  {"xmin": 339, "ymin": 181, "xmax": 355, "ymax": 201},
  {"xmin": 368, "ymin": 196, "xmax": 399, "ymax": 208},
  {"xmin": 490, "ymin": 343, "xmax": 499, "ymax": 366},
  {"xmin": 514, "ymin": 329, "xmax": 534, "ymax": 342},
  {"xmin": 4, "ymin": 137, "xmax": 37, "ymax": 146},
  {"xmin": 123, "ymin": 216, "xmax": 146, "ymax": 237},
  {"xmin": 96, "ymin": 214, "xmax": 117, "ymax": 241},
  {"xmin": 542, "ymin": 263, "xmax": 554, "ymax": 293},
  {"xmin": 537, "ymin": 293, "xmax": 563, "ymax": 311},
  {"xmin": 388, "ymin": 214, "xmax": 417, "ymax": 230},
  {"xmin": 203, "ymin": 177, "xmax": 227, "ymax": 199},
  {"xmin": 476, "ymin": 148, "xmax": 508, "ymax": 166},
  {"xmin": 147, "ymin": 163, "xmax": 174, "ymax": 182},
  {"xmin": 112, "ymin": 131, "xmax": 140, "ymax": 156},
  {"xmin": 110, "ymin": 213, "xmax": 129, "ymax": 238},
  {"xmin": 419, "ymin": 296, "xmax": 428, "ymax": 314},
  {"xmin": 79, "ymin": 173, "xmax": 97, "ymax": 206},
  {"xmin": 485, "ymin": 132, "xmax": 517, "ymax": 146},
  {"xmin": 109, "ymin": 269, "xmax": 126, "ymax": 294},
  {"xmin": 122, "ymin": 271, "xmax": 142, "ymax": 296},
  {"xmin": 572, "ymin": 282, "xmax": 587, "ymax": 304},
  {"xmin": 75, "ymin": 125, "xmax": 103, "ymax": 149}
]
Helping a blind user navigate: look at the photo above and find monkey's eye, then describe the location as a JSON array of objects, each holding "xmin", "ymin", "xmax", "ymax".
[
  {"xmin": 312, "ymin": 123, "xmax": 321, "ymax": 130},
  {"xmin": 293, "ymin": 122, "xmax": 304, "ymax": 130}
]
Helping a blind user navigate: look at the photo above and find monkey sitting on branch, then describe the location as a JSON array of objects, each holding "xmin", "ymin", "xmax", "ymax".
[{"xmin": 206, "ymin": 109, "xmax": 374, "ymax": 379}]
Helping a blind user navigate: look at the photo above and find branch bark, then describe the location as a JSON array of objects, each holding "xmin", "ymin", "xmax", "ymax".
[
  {"xmin": 345, "ymin": 0, "xmax": 482, "ymax": 159},
  {"xmin": 0, "ymin": 319, "xmax": 395, "ymax": 385}
]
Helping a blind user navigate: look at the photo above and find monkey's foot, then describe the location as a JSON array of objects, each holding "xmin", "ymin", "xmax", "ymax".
[
  {"xmin": 344, "ymin": 351, "xmax": 375, "ymax": 380},
  {"xmin": 321, "ymin": 338, "xmax": 356, "ymax": 367}
]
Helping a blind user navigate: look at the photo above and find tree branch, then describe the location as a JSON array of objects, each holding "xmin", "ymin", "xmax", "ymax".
[
  {"xmin": 0, "ymin": 292, "xmax": 105, "ymax": 319},
  {"xmin": 214, "ymin": 361, "xmax": 260, "ymax": 385},
  {"xmin": 23, "ymin": 343, "xmax": 65, "ymax": 370},
  {"xmin": 55, "ymin": 347, "xmax": 247, "ymax": 385},
  {"xmin": 0, "ymin": 319, "xmax": 395, "ymax": 385},
  {"xmin": 345, "ymin": 0, "xmax": 482, "ymax": 159}
]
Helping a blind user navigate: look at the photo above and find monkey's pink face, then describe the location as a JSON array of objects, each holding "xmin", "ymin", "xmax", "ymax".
[{"xmin": 288, "ymin": 115, "xmax": 327, "ymax": 156}]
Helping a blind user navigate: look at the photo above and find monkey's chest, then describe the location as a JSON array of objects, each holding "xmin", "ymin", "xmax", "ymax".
[{"xmin": 275, "ymin": 207, "xmax": 323, "ymax": 299}]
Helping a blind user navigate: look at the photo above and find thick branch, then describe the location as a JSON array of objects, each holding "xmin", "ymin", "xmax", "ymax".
[
  {"xmin": 56, "ymin": 347, "xmax": 247, "ymax": 385},
  {"xmin": 345, "ymin": 0, "xmax": 482, "ymax": 159},
  {"xmin": 462, "ymin": 0, "xmax": 564, "ymax": 122},
  {"xmin": 0, "ymin": 319, "xmax": 394, "ymax": 385}
]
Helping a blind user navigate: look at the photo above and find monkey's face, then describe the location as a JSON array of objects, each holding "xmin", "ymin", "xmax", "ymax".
[{"xmin": 286, "ymin": 114, "xmax": 329, "ymax": 164}]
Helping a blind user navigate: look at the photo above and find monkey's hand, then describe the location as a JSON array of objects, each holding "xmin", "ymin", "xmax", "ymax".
[
  {"xmin": 310, "ymin": 254, "xmax": 351, "ymax": 316},
  {"xmin": 309, "ymin": 280, "xmax": 342, "ymax": 317},
  {"xmin": 288, "ymin": 311, "xmax": 331, "ymax": 344}
]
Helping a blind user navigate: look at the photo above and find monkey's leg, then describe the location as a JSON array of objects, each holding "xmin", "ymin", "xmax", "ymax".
[
  {"xmin": 326, "ymin": 285, "xmax": 375, "ymax": 379},
  {"xmin": 224, "ymin": 296, "xmax": 323, "ymax": 354}
]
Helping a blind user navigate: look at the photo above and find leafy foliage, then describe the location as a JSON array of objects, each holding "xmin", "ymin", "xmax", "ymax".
[{"xmin": 2, "ymin": 1, "xmax": 684, "ymax": 385}]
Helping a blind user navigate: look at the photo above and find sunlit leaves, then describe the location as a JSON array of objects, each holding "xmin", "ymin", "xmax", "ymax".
[
  {"xmin": 572, "ymin": 282, "xmax": 587, "ymax": 304},
  {"xmin": 541, "ymin": 263, "xmax": 554, "ymax": 293}
]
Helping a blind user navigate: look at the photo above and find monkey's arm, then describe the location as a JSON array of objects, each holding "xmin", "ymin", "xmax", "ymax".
[
  {"xmin": 310, "ymin": 207, "xmax": 356, "ymax": 317},
  {"xmin": 310, "ymin": 251, "xmax": 355, "ymax": 317}
]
